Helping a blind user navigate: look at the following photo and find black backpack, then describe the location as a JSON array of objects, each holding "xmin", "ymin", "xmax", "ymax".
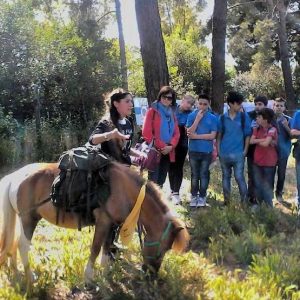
[{"xmin": 51, "ymin": 146, "xmax": 111, "ymax": 228}]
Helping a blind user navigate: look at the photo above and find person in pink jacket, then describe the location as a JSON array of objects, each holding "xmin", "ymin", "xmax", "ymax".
[{"xmin": 142, "ymin": 86, "xmax": 180, "ymax": 187}]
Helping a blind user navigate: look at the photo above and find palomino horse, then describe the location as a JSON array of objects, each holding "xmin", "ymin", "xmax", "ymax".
[{"xmin": 0, "ymin": 161, "xmax": 189, "ymax": 288}]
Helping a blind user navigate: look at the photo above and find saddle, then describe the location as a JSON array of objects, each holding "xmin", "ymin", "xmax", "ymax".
[{"xmin": 51, "ymin": 145, "xmax": 111, "ymax": 228}]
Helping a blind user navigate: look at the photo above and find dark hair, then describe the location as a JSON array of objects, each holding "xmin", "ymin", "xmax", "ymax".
[
  {"xmin": 257, "ymin": 107, "xmax": 275, "ymax": 124},
  {"xmin": 227, "ymin": 91, "xmax": 244, "ymax": 104},
  {"xmin": 254, "ymin": 95, "xmax": 268, "ymax": 106},
  {"xmin": 157, "ymin": 86, "xmax": 177, "ymax": 106},
  {"xmin": 274, "ymin": 97, "xmax": 286, "ymax": 105},
  {"xmin": 107, "ymin": 89, "xmax": 131, "ymax": 128},
  {"xmin": 198, "ymin": 94, "xmax": 210, "ymax": 101}
]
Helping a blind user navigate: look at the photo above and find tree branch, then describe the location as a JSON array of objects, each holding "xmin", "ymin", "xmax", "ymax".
[
  {"xmin": 97, "ymin": 10, "xmax": 116, "ymax": 23},
  {"xmin": 228, "ymin": 0, "xmax": 266, "ymax": 10}
]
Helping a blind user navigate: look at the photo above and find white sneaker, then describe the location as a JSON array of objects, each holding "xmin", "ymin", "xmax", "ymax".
[
  {"xmin": 190, "ymin": 196, "xmax": 198, "ymax": 207},
  {"xmin": 171, "ymin": 193, "xmax": 181, "ymax": 205},
  {"xmin": 197, "ymin": 196, "xmax": 206, "ymax": 207}
]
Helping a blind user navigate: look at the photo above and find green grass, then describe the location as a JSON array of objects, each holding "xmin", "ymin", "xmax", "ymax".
[{"xmin": 1, "ymin": 160, "xmax": 300, "ymax": 299}]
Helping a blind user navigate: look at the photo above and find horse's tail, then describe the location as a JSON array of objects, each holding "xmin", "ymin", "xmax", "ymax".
[
  {"xmin": 171, "ymin": 218, "xmax": 190, "ymax": 253},
  {"xmin": 0, "ymin": 175, "xmax": 20, "ymax": 265}
]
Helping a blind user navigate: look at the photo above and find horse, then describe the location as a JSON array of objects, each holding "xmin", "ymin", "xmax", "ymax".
[{"xmin": 0, "ymin": 161, "xmax": 189, "ymax": 290}]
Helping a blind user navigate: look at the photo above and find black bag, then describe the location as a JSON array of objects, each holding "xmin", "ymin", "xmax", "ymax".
[
  {"xmin": 293, "ymin": 140, "xmax": 300, "ymax": 161},
  {"xmin": 51, "ymin": 146, "xmax": 111, "ymax": 225}
]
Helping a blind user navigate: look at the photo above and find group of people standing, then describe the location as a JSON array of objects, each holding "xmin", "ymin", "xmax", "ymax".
[{"xmin": 88, "ymin": 86, "xmax": 300, "ymax": 210}]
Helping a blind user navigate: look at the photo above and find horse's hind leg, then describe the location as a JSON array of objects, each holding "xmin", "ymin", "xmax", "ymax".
[
  {"xmin": 84, "ymin": 208, "xmax": 112, "ymax": 284},
  {"xmin": 19, "ymin": 215, "xmax": 40, "ymax": 292}
]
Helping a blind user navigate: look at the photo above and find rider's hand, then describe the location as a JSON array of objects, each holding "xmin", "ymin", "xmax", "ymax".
[{"xmin": 111, "ymin": 128, "xmax": 130, "ymax": 141}]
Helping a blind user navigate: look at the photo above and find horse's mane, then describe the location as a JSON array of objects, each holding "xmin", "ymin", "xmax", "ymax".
[
  {"xmin": 109, "ymin": 162, "xmax": 190, "ymax": 252},
  {"xmin": 110, "ymin": 162, "xmax": 169, "ymax": 214}
]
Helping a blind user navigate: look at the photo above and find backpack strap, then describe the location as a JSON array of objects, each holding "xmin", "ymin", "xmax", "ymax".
[
  {"xmin": 241, "ymin": 112, "xmax": 245, "ymax": 133},
  {"xmin": 220, "ymin": 114, "xmax": 225, "ymax": 140},
  {"xmin": 220, "ymin": 112, "xmax": 245, "ymax": 141}
]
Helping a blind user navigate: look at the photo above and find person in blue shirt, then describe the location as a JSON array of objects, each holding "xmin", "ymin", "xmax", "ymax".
[
  {"xmin": 217, "ymin": 91, "xmax": 252, "ymax": 205},
  {"xmin": 273, "ymin": 97, "xmax": 291, "ymax": 202},
  {"xmin": 291, "ymin": 110, "xmax": 300, "ymax": 212},
  {"xmin": 169, "ymin": 95, "xmax": 195, "ymax": 205},
  {"xmin": 186, "ymin": 94, "xmax": 218, "ymax": 207}
]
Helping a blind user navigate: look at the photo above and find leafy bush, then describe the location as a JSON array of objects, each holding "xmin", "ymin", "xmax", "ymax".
[
  {"xmin": 190, "ymin": 207, "xmax": 231, "ymax": 249},
  {"xmin": 208, "ymin": 269, "xmax": 283, "ymax": 300},
  {"xmin": 209, "ymin": 227, "xmax": 270, "ymax": 265},
  {"xmin": 250, "ymin": 251, "xmax": 300, "ymax": 296}
]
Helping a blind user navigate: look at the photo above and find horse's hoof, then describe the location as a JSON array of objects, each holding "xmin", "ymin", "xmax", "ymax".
[
  {"xmin": 71, "ymin": 286, "xmax": 82, "ymax": 294},
  {"xmin": 84, "ymin": 282, "xmax": 100, "ymax": 292}
]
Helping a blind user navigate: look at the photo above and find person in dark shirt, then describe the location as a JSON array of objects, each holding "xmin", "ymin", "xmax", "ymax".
[
  {"xmin": 169, "ymin": 95, "xmax": 195, "ymax": 205},
  {"xmin": 88, "ymin": 89, "xmax": 138, "ymax": 259},
  {"xmin": 89, "ymin": 89, "xmax": 136, "ymax": 165}
]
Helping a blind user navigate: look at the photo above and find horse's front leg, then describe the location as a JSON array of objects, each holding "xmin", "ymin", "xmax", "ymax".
[{"xmin": 84, "ymin": 208, "xmax": 112, "ymax": 284}]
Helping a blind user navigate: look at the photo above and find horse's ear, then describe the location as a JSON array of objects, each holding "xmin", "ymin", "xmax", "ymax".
[
  {"xmin": 171, "ymin": 218, "xmax": 190, "ymax": 253},
  {"xmin": 171, "ymin": 218, "xmax": 185, "ymax": 232}
]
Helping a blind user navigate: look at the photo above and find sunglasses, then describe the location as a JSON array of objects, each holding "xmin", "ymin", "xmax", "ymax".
[{"xmin": 162, "ymin": 95, "xmax": 173, "ymax": 101}]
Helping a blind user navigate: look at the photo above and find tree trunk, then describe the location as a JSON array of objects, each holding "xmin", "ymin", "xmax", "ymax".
[
  {"xmin": 266, "ymin": 0, "xmax": 295, "ymax": 109},
  {"xmin": 277, "ymin": 0, "xmax": 296, "ymax": 109},
  {"xmin": 135, "ymin": 0, "xmax": 169, "ymax": 104},
  {"xmin": 33, "ymin": 83, "xmax": 42, "ymax": 160},
  {"xmin": 115, "ymin": 0, "xmax": 128, "ymax": 90},
  {"xmin": 211, "ymin": 0, "xmax": 227, "ymax": 114}
]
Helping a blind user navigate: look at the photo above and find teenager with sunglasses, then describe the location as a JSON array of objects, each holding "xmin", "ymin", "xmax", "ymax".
[{"xmin": 142, "ymin": 86, "xmax": 180, "ymax": 187}]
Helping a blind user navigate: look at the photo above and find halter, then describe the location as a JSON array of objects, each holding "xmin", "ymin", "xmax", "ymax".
[{"xmin": 143, "ymin": 220, "xmax": 173, "ymax": 260}]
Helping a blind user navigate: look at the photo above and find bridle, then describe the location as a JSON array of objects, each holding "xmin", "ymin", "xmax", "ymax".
[{"xmin": 143, "ymin": 220, "xmax": 173, "ymax": 260}]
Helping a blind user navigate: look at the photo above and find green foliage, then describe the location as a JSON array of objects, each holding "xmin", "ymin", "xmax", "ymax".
[
  {"xmin": 127, "ymin": 47, "xmax": 146, "ymax": 96},
  {"xmin": 209, "ymin": 227, "xmax": 270, "ymax": 265},
  {"xmin": 208, "ymin": 269, "xmax": 283, "ymax": 300},
  {"xmin": 230, "ymin": 65, "xmax": 284, "ymax": 100},
  {"xmin": 160, "ymin": 0, "xmax": 211, "ymax": 95},
  {"xmin": 250, "ymin": 251, "xmax": 300, "ymax": 296},
  {"xmin": 0, "ymin": 3, "xmax": 119, "ymax": 119},
  {"xmin": 0, "ymin": 106, "xmax": 18, "ymax": 167},
  {"xmin": 165, "ymin": 33, "xmax": 211, "ymax": 95},
  {"xmin": 227, "ymin": 0, "xmax": 299, "ymax": 72}
]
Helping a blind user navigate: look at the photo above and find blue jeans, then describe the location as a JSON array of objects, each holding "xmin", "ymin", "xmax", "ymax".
[
  {"xmin": 296, "ymin": 159, "xmax": 300, "ymax": 207},
  {"xmin": 220, "ymin": 154, "xmax": 247, "ymax": 203},
  {"xmin": 189, "ymin": 152, "xmax": 212, "ymax": 197},
  {"xmin": 275, "ymin": 156, "xmax": 288, "ymax": 197},
  {"xmin": 253, "ymin": 164, "xmax": 276, "ymax": 207}
]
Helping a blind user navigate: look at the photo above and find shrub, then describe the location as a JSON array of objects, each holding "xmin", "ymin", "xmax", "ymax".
[{"xmin": 250, "ymin": 251, "xmax": 300, "ymax": 296}]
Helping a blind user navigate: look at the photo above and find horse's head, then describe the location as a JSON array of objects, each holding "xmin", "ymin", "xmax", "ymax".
[
  {"xmin": 142, "ymin": 215, "xmax": 189, "ymax": 273},
  {"xmin": 140, "ymin": 182, "xmax": 190, "ymax": 273},
  {"xmin": 107, "ymin": 163, "xmax": 189, "ymax": 274}
]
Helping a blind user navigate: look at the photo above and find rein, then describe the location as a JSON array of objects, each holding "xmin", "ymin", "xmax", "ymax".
[{"xmin": 143, "ymin": 220, "xmax": 173, "ymax": 260}]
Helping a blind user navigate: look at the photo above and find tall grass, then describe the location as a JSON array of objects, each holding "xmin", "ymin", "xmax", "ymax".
[{"xmin": 1, "ymin": 161, "xmax": 300, "ymax": 298}]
